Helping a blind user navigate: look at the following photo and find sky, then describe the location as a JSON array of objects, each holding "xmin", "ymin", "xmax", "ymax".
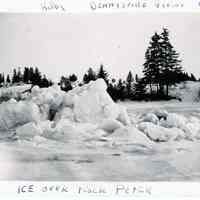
[{"xmin": 0, "ymin": 12, "xmax": 200, "ymax": 82}]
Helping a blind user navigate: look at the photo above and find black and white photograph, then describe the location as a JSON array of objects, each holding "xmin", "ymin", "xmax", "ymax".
[{"xmin": 0, "ymin": 12, "xmax": 200, "ymax": 181}]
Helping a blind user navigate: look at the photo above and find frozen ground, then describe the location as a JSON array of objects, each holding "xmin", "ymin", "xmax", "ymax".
[
  {"xmin": 0, "ymin": 81, "xmax": 200, "ymax": 181},
  {"xmin": 0, "ymin": 101, "xmax": 199, "ymax": 181}
]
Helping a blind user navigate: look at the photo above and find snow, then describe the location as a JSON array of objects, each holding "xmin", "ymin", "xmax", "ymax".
[
  {"xmin": 170, "ymin": 81, "xmax": 200, "ymax": 102},
  {"xmin": 1, "ymin": 81, "xmax": 200, "ymax": 180},
  {"xmin": 16, "ymin": 122, "xmax": 42, "ymax": 139},
  {"xmin": 0, "ymin": 84, "xmax": 32, "ymax": 101},
  {"xmin": 141, "ymin": 113, "xmax": 159, "ymax": 124},
  {"xmin": 160, "ymin": 113, "xmax": 187, "ymax": 129},
  {"xmin": 138, "ymin": 122, "xmax": 183, "ymax": 142},
  {"xmin": 98, "ymin": 119, "xmax": 124, "ymax": 133},
  {"xmin": 72, "ymin": 79, "xmax": 121, "ymax": 123},
  {"xmin": 108, "ymin": 126, "xmax": 153, "ymax": 147},
  {"xmin": 0, "ymin": 100, "xmax": 40, "ymax": 131}
]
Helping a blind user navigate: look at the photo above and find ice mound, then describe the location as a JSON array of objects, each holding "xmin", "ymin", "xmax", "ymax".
[
  {"xmin": 169, "ymin": 81, "xmax": 200, "ymax": 102},
  {"xmin": 98, "ymin": 119, "xmax": 124, "ymax": 133},
  {"xmin": 108, "ymin": 126, "xmax": 153, "ymax": 147},
  {"xmin": 0, "ymin": 84, "xmax": 32, "ymax": 101},
  {"xmin": 0, "ymin": 99, "xmax": 40, "ymax": 131},
  {"xmin": 138, "ymin": 111, "xmax": 200, "ymax": 142},
  {"xmin": 141, "ymin": 113, "xmax": 159, "ymax": 124},
  {"xmin": 160, "ymin": 113, "xmax": 187, "ymax": 129},
  {"xmin": 16, "ymin": 122, "xmax": 43, "ymax": 139},
  {"xmin": 153, "ymin": 109, "xmax": 168, "ymax": 119},
  {"xmin": 29, "ymin": 84, "xmax": 66, "ymax": 120},
  {"xmin": 60, "ymin": 79, "xmax": 130, "ymax": 125},
  {"xmin": 138, "ymin": 122, "xmax": 184, "ymax": 142},
  {"xmin": 0, "ymin": 79, "xmax": 131, "ymax": 142}
]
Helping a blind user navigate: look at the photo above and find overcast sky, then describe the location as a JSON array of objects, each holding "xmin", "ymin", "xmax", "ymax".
[{"xmin": 0, "ymin": 12, "xmax": 200, "ymax": 81}]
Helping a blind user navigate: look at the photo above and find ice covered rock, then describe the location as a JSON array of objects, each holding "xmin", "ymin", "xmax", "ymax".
[
  {"xmin": 153, "ymin": 109, "xmax": 168, "ymax": 119},
  {"xmin": 160, "ymin": 113, "xmax": 187, "ymax": 129},
  {"xmin": 108, "ymin": 126, "xmax": 153, "ymax": 147},
  {"xmin": 0, "ymin": 100, "xmax": 40, "ymax": 131},
  {"xmin": 141, "ymin": 113, "xmax": 159, "ymax": 124},
  {"xmin": 54, "ymin": 107, "xmax": 75, "ymax": 122},
  {"xmin": 30, "ymin": 85, "xmax": 65, "ymax": 120},
  {"xmin": 117, "ymin": 105, "xmax": 131, "ymax": 125},
  {"xmin": 138, "ymin": 122, "xmax": 183, "ymax": 142},
  {"xmin": 0, "ymin": 79, "xmax": 131, "ymax": 140},
  {"xmin": 44, "ymin": 119, "xmax": 93, "ymax": 141},
  {"xmin": 64, "ymin": 79, "xmax": 131, "ymax": 125},
  {"xmin": 33, "ymin": 135, "xmax": 47, "ymax": 144},
  {"xmin": 98, "ymin": 119, "xmax": 123, "ymax": 133},
  {"xmin": 16, "ymin": 122, "xmax": 42, "ymax": 138}
]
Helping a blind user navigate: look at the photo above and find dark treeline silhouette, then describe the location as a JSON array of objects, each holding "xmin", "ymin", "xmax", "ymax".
[
  {"xmin": 0, "ymin": 28, "xmax": 199, "ymax": 101},
  {"xmin": 0, "ymin": 67, "xmax": 53, "ymax": 88},
  {"xmin": 59, "ymin": 28, "xmax": 198, "ymax": 101},
  {"xmin": 142, "ymin": 28, "xmax": 198, "ymax": 99}
]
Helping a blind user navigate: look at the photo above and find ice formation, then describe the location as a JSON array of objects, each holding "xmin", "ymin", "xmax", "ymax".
[
  {"xmin": 0, "ymin": 79, "xmax": 132, "ymax": 142},
  {"xmin": 1, "ymin": 79, "xmax": 200, "ymax": 144}
]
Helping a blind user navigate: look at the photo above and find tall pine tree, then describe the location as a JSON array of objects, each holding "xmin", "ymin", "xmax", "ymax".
[
  {"xmin": 159, "ymin": 28, "xmax": 182, "ymax": 96},
  {"xmin": 126, "ymin": 71, "xmax": 134, "ymax": 98},
  {"xmin": 97, "ymin": 64, "xmax": 109, "ymax": 84},
  {"xmin": 143, "ymin": 32, "xmax": 162, "ymax": 94}
]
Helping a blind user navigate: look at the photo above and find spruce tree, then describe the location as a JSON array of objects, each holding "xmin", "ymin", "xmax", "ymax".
[
  {"xmin": 83, "ymin": 67, "xmax": 97, "ymax": 84},
  {"xmin": 69, "ymin": 74, "xmax": 78, "ymax": 82},
  {"xmin": 143, "ymin": 32, "xmax": 162, "ymax": 95},
  {"xmin": 116, "ymin": 79, "xmax": 126, "ymax": 100},
  {"xmin": 190, "ymin": 73, "xmax": 197, "ymax": 81},
  {"xmin": 6, "ymin": 74, "xmax": 11, "ymax": 84},
  {"xmin": 160, "ymin": 28, "xmax": 182, "ymax": 96},
  {"xmin": 12, "ymin": 68, "xmax": 17, "ymax": 83},
  {"xmin": 97, "ymin": 64, "xmax": 109, "ymax": 84},
  {"xmin": 17, "ymin": 68, "xmax": 23, "ymax": 83},
  {"xmin": 23, "ymin": 67, "xmax": 30, "ymax": 83},
  {"xmin": 0, "ymin": 73, "xmax": 3, "ymax": 86},
  {"xmin": 134, "ymin": 78, "xmax": 147, "ymax": 100},
  {"xmin": 126, "ymin": 71, "xmax": 134, "ymax": 98}
]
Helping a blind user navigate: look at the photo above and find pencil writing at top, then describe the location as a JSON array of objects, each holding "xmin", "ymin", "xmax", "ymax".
[{"xmin": 41, "ymin": 0, "xmax": 66, "ymax": 12}]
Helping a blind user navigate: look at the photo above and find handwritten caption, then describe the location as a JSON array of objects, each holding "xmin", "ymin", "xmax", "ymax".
[
  {"xmin": 39, "ymin": 0, "xmax": 200, "ymax": 12},
  {"xmin": 17, "ymin": 184, "xmax": 152, "ymax": 196},
  {"xmin": 89, "ymin": 0, "xmax": 184, "ymax": 11},
  {"xmin": 41, "ymin": 0, "xmax": 66, "ymax": 11}
]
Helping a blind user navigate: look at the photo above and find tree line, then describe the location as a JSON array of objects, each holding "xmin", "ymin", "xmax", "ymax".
[
  {"xmin": 0, "ymin": 28, "xmax": 198, "ymax": 101},
  {"xmin": 59, "ymin": 28, "xmax": 198, "ymax": 101},
  {"xmin": 0, "ymin": 67, "xmax": 53, "ymax": 88}
]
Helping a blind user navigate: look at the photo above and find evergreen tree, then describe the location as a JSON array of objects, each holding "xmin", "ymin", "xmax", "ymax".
[
  {"xmin": 143, "ymin": 28, "xmax": 183, "ymax": 97},
  {"xmin": 60, "ymin": 76, "xmax": 72, "ymax": 92},
  {"xmin": 33, "ymin": 67, "xmax": 42, "ymax": 85},
  {"xmin": 134, "ymin": 78, "xmax": 147, "ymax": 100},
  {"xmin": 40, "ymin": 75, "xmax": 51, "ymax": 88},
  {"xmin": 29, "ymin": 67, "xmax": 34, "ymax": 84},
  {"xmin": 23, "ymin": 67, "xmax": 30, "ymax": 83},
  {"xmin": 143, "ymin": 32, "xmax": 162, "ymax": 94},
  {"xmin": 83, "ymin": 67, "xmax": 97, "ymax": 84},
  {"xmin": 6, "ymin": 74, "xmax": 11, "ymax": 84},
  {"xmin": 2, "ymin": 73, "xmax": 5, "ymax": 84},
  {"xmin": 17, "ymin": 68, "xmax": 23, "ymax": 83},
  {"xmin": 116, "ymin": 79, "xmax": 126, "ymax": 100},
  {"xmin": 190, "ymin": 73, "xmax": 197, "ymax": 81},
  {"xmin": 0, "ymin": 73, "xmax": 3, "ymax": 86},
  {"xmin": 97, "ymin": 64, "xmax": 109, "ymax": 84},
  {"xmin": 159, "ymin": 28, "xmax": 182, "ymax": 96},
  {"xmin": 12, "ymin": 68, "xmax": 17, "ymax": 83},
  {"xmin": 135, "ymin": 74, "xmax": 139, "ymax": 83},
  {"xmin": 69, "ymin": 74, "xmax": 78, "ymax": 82},
  {"xmin": 126, "ymin": 71, "xmax": 134, "ymax": 98}
]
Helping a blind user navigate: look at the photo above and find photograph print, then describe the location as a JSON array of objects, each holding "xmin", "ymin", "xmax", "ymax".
[{"xmin": 0, "ymin": 12, "xmax": 200, "ymax": 181}]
